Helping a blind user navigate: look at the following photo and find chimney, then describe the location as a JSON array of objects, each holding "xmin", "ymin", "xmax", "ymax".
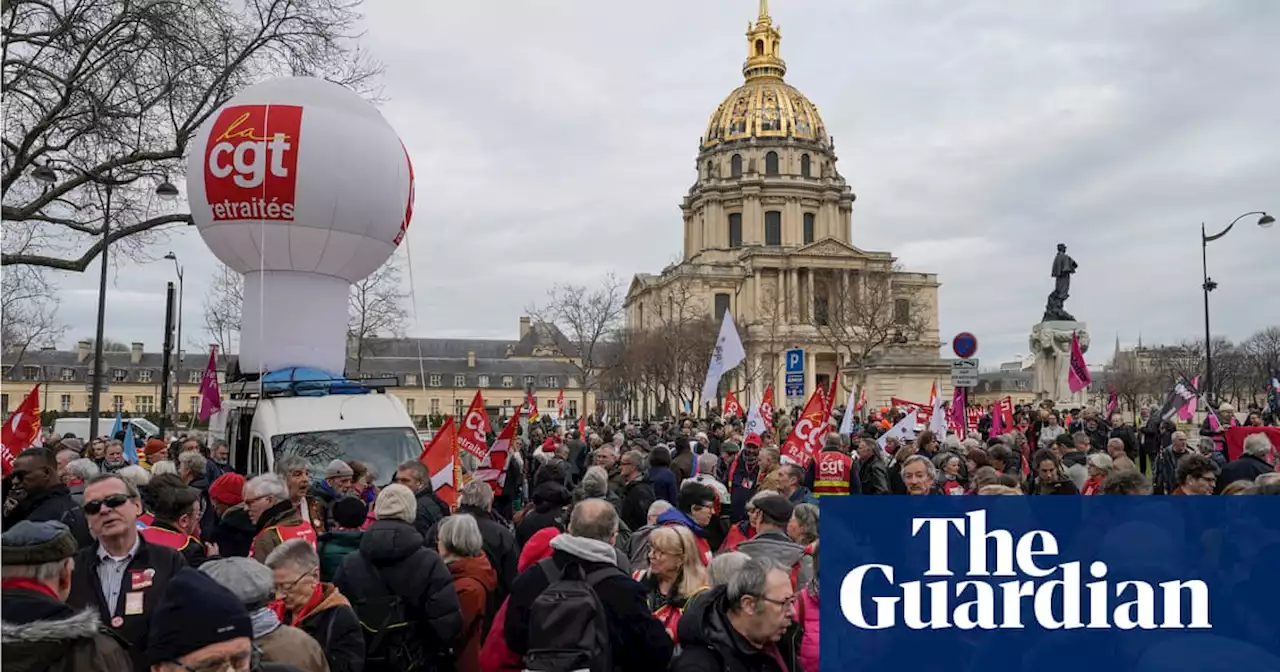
[
  {"xmin": 467, "ymin": 350, "xmax": 476, "ymax": 368},
  {"xmin": 77, "ymin": 340, "xmax": 91, "ymax": 363},
  {"xmin": 130, "ymin": 342, "xmax": 143, "ymax": 365},
  {"xmin": 519, "ymin": 316, "xmax": 531, "ymax": 340}
]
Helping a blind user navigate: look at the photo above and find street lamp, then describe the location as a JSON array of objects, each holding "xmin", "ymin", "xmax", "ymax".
[
  {"xmin": 1200, "ymin": 211, "xmax": 1274, "ymax": 405},
  {"xmin": 164, "ymin": 252, "xmax": 185, "ymax": 426}
]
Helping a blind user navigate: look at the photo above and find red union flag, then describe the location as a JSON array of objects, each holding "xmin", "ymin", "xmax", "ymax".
[
  {"xmin": 457, "ymin": 390, "xmax": 491, "ymax": 461},
  {"xmin": 760, "ymin": 385, "xmax": 775, "ymax": 433},
  {"xmin": 781, "ymin": 389, "xmax": 826, "ymax": 466},
  {"xmin": 420, "ymin": 416, "xmax": 458, "ymax": 509},
  {"xmin": 1, "ymin": 385, "xmax": 41, "ymax": 476},
  {"xmin": 203, "ymin": 104, "xmax": 303, "ymax": 222},
  {"xmin": 723, "ymin": 390, "xmax": 743, "ymax": 419}
]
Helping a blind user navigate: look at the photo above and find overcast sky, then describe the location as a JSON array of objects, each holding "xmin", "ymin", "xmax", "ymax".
[{"xmin": 54, "ymin": 0, "xmax": 1278, "ymax": 367}]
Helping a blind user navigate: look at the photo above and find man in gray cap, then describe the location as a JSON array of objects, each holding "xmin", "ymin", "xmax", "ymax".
[
  {"xmin": 1, "ymin": 520, "xmax": 131, "ymax": 671},
  {"xmin": 307, "ymin": 459, "xmax": 353, "ymax": 532},
  {"xmin": 200, "ymin": 557, "xmax": 327, "ymax": 672}
]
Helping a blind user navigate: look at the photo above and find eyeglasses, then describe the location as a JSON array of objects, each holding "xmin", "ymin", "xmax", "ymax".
[
  {"xmin": 172, "ymin": 651, "xmax": 252, "ymax": 672},
  {"xmin": 243, "ymin": 494, "xmax": 273, "ymax": 507},
  {"xmin": 755, "ymin": 594, "xmax": 796, "ymax": 609},
  {"xmin": 83, "ymin": 493, "xmax": 132, "ymax": 515},
  {"xmin": 274, "ymin": 570, "xmax": 314, "ymax": 595}
]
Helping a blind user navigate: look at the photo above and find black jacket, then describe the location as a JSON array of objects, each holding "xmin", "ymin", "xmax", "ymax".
[
  {"xmin": 335, "ymin": 519, "xmax": 463, "ymax": 667},
  {"xmin": 208, "ymin": 504, "xmax": 257, "ymax": 558},
  {"xmin": 291, "ymin": 584, "xmax": 364, "ymax": 672},
  {"xmin": 149, "ymin": 518, "xmax": 208, "ymax": 568},
  {"xmin": 0, "ymin": 587, "xmax": 133, "ymax": 672},
  {"xmin": 411, "ymin": 486, "xmax": 451, "ymax": 540},
  {"xmin": 620, "ymin": 476, "xmax": 656, "ymax": 533},
  {"xmin": 858, "ymin": 454, "xmax": 890, "ymax": 495},
  {"xmin": 188, "ymin": 476, "xmax": 219, "ymax": 542},
  {"xmin": 425, "ymin": 504, "xmax": 518, "ymax": 609},
  {"xmin": 3, "ymin": 484, "xmax": 92, "ymax": 549},
  {"xmin": 672, "ymin": 585, "xmax": 802, "ymax": 672},
  {"xmin": 1108, "ymin": 425, "xmax": 1138, "ymax": 459},
  {"xmin": 515, "ymin": 482, "xmax": 572, "ymax": 547},
  {"xmin": 504, "ymin": 547, "xmax": 673, "ymax": 672},
  {"xmin": 1219, "ymin": 454, "xmax": 1273, "ymax": 492},
  {"xmin": 67, "ymin": 536, "xmax": 187, "ymax": 672}
]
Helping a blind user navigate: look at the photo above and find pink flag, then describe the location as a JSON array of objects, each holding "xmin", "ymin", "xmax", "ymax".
[
  {"xmin": 1176, "ymin": 376, "xmax": 1200, "ymax": 422},
  {"xmin": 990, "ymin": 401, "xmax": 1004, "ymax": 436},
  {"xmin": 1106, "ymin": 384, "xmax": 1117, "ymax": 417},
  {"xmin": 197, "ymin": 347, "xmax": 222, "ymax": 422},
  {"xmin": 950, "ymin": 385, "xmax": 967, "ymax": 435},
  {"xmin": 1067, "ymin": 331, "xmax": 1092, "ymax": 393},
  {"xmin": 1207, "ymin": 407, "xmax": 1222, "ymax": 432}
]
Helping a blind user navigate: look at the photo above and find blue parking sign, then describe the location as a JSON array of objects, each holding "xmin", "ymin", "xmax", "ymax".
[{"xmin": 786, "ymin": 348, "xmax": 804, "ymax": 373}]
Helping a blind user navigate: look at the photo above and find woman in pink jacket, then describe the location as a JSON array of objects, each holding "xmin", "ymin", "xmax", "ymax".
[{"xmin": 794, "ymin": 540, "xmax": 820, "ymax": 672}]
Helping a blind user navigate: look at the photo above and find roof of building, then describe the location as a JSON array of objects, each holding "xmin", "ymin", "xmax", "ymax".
[{"xmin": 973, "ymin": 370, "xmax": 1034, "ymax": 394}]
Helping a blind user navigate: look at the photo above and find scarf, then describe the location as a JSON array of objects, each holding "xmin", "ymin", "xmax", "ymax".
[{"xmin": 1, "ymin": 577, "xmax": 59, "ymax": 600}]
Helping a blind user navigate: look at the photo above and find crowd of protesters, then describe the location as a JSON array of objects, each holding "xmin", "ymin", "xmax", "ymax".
[{"xmin": 1, "ymin": 396, "xmax": 1276, "ymax": 671}]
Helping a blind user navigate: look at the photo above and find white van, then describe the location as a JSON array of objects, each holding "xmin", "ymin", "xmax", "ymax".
[
  {"xmin": 53, "ymin": 417, "xmax": 159, "ymax": 441},
  {"xmin": 211, "ymin": 377, "xmax": 422, "ymax": 484}
]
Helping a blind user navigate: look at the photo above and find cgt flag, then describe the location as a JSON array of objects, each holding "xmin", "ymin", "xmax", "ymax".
[
  {"xmin": 1067, "ymin": 331, "xmax": 1092, "ymax": 393},
  {"xmin": 475, "ymin": 411, "xmax": 519, "ymax": 495},
  {"xmin": 457, "ymin": 390, "xmax": 491, "ymax": 461},
  {"xmin": 780, "ymin": 389, "xmax": 827, "ymax": 466},
  {"xmin": 759, "ymin": 385, "xmax": 776, "ymax": 433},
  {"xmin": 723, "ymin": 390, "xmax": 744, "ymax": 419},
  {"xmin": 1, "ymin": 385, "xmax": 41, "ymax": 476}
]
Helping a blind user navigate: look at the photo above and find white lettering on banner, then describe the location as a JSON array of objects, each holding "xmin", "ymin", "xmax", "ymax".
[
  {"xmin": 819, "ymin": 458, "xmax": 843, "ymax": 477},
  {"xmin": 839, "ymin": 511, "xmax": 1211, "ymax": 630},
  {"xmin": 458, "ymin": 409, "xmax": 488, "ymax": 460},
  {"xmin": 207, "ymin": 134, "xmax": 292, "ymax": 188}
]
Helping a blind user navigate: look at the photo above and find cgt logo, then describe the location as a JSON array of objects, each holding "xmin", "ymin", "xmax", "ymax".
[{"xmin": 204, "ymin": 104, "xmax": 302, "ymax": 221}]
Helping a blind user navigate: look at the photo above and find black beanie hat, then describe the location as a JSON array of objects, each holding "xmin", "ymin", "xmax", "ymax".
[
  {"xmin": 147, "ymin": 568, "xmax": 252, "ymax": 666},
  {"xmin": 332, "ymin": 495, "xmax": 369, "ymax": 529}
]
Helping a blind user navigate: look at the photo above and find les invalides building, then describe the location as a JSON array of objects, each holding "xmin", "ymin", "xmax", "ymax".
[{"xmin": 625, "ymin": 1, "xmax": 949, "ymax": 414}]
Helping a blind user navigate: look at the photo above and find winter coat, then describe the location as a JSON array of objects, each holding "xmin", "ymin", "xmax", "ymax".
[
  {"xmin": 1152, "ymin": 447, "xmax": 1192, "ymax": 495},
  {"xmin": 478, "ymin": 526, "xmax": 561, "ymax": 672},
  {"xmin": 503, "ymin": 538, "xmax": 674, "ymax": 672},
  {"xmin": 1109, "ymin": 425, "xmax": 1138, "ymax": 459},
  {"xmin": 411, "ymin": 486, "xmax": 451, "ymax": 541},
  {"xmin": 286, "ymin": 584, "xmax": 364, "ymax": 672},
  {"xmin": 425, "ymin": 504, "xmax": 519, "ymax": 620},
  {"xmin": 650, "ymin": 466, "xmax": 680, "ymax": 505},
  {"xmin": 515, "ymin": 482, "xmax": 572, "ymax": 547},
  {"xmin": 255, "ymin": 621, "xmax": 330, "ymax": 672},
  {"xmin": 794, "ymin": 586, "xmax": 819, "ymax": 672},
  {"xmin": 671, "ymin": 448, "xmax": 695, "ymax": 483},
  {"xmin": 656, "ymin": 508, "xmax": 713, "ymax": 565},
  {"xmin": 209, "ymin": 503, "xmax": 257, "ymax": 558},
  {"xmin": 1, "ymin": 587, "xmax": 132, "ymax": 672},
  {"xmin": 1219, "ymin": 454, "xmax": 1273, "ymax": 492},
  {"xmin": 672, "ymin": 584, "xmax": 802, "ymax": 672},
  {"xmin": 334, "ymin": 519, "xmax": 463, "ymax": 669},
  {"xmin": 726, "ymin": 455, "xmax": 760, "ymax": 523},
  {"xmin": 720, "ymin": 520, "xmax": 755, "ymax": 553},
  {"xmin": 736, "ymin": 530, "xmax": 813, "ymax": 589},
  {"xmin": 252, "ymin": 498, "xmax": 309, "ymax": 561},
  {"xmin": 858, "ymin": 454, "xmax": 891, "ymax": 495},
  {"xmin": 68, "ymin": 536, "xmax": 186, "ymax": 672},
  {"xmin": 318, "ymin": 530, "xmax": 363, "ymax": 583},
  {"xmin": 787, "ymin": 486, "xmax": 817, "ymax": 506},
  {"xmin": 447, "ymin": 554, "xmax": 499, "ymax": 672},
  {"xmin": 620, "ymin": 476, "xmax": 657, "ymax": 532},
  {"xmin": 2, "ymin": 484, "xmax": 92, "ymax": 549},
  {"xmin": 188, "ymin": 476, "xmax": 219, "ymax": 541}
]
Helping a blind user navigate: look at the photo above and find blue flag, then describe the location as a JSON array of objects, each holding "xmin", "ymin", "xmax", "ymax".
[
  {"xmin": 122, "ymin": 421, "xmax": 137, "ymax": 464},
  {"xmin": 109, "ymin": 411, "xmax": 122, "ymax": 440}
]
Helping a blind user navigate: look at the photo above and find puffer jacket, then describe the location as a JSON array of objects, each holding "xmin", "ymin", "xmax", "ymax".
[
  {"xmin": 1, "ymin": 586, "xmax": 132, "ymax": 672},
  {"xmin": 736, "ymin": 530, "xmax": 813, "ymax": 589},
  {"xmin": 795, "ymin": 585, "xmax": 819, "ymax": 672},
  {"xmin": 672, "ymin": 584, "xmax": 801, "ymax": 672},
  {"xmin": 335, "ymin": 519, "xmax": 463, "ymax": 669},
  {"xmin": 286, "ymin": 583, "xmax": 364, "ymax": 672}
]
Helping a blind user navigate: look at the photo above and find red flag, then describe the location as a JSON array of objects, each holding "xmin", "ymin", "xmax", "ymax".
[
  {"xmin": 457, "ymin": 390, "xmax": 491, "ymax": 461},
  {"xmin": 723, "ymin": 391, "xmax": 744, "ymax": 419},
  {"xmin": 781, "ymin": 389, "xmax": 827, "ymax": 466},
  {"xmin": 821, "ymin": 378, "xmax": 839, "ymax": 425},
  {"xmin": 525, "ymin": 390, "xmax": 540, "ymax": 422},
  {"xmin": 927, "ymin": 381, "xmax": 938, "ymax": 408},
  {"xmin": 555, "ymin": 389, "xmax": 565, "ymax": 423},
  {"xmin": 999, "ymin": 397, "xmax": 1014, "ymax": 429},
  {"xmin": 419, "ymin": 416, "xmax": 459, "ymax": 508},
  {"xmin": 1106, "ymin": 385, "xmax": 1118, "ymax": 417},
  {"xmin": 578, "ymin": 414, "xmax": 587, "ymax": 439},
  {"xmin": 855, "ymin": 387, "xmax": 867, "ymax": 412},
  {"xmin": 1, "ymin": 385, "xmax": 41, "ymax": 476},
  {"xmin": 949, "ymin": 386, "xmax": 968, "ymax": 435},
  {"xmin": 197, "ymin": 347, "xmax": 222, "ymax": 422},
  {"xmin": 759, "ymin": 385, "xmax": 776, "ymax": 433},
  {"xmin": 1067, "ymin": 331, "xmax": 1091, "ymax": 393},
  {"xmin": 476, "ymin": 411, "xmax": 520, "ymax": 493},
  {"xmin": 991, "ymin": 401, "xmax": 1005, "ymax": 436}
]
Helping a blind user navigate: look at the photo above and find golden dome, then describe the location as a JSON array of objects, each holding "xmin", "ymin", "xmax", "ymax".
[{"xmin": 701, "ymin": 1, "xmax": 828, "ymax": 150}]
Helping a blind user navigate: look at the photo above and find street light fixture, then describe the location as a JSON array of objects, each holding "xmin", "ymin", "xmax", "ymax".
[
  {"xmin": 156, "ymin": 179, "xmax": 180, "ymax": 200},
  {"xmin": 163, "ymin": 252, "xmax": 185, "ymax": 426},
  {"xmin": 1200, "ymin": 210, "xmax": 1273, "ymax": 406}
]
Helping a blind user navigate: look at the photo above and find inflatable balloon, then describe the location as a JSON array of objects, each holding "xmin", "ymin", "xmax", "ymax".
[{"xmin": 187, "ymin": 77, "xmax": 414, "ymax": 375}]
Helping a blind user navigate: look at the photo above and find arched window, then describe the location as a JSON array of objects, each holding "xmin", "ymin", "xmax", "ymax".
[
  {"xmin": 705, "ymin": 160, "xmax": 712, "ymax": 178},
  {"xmin": 728, "ymin": 213, "xmax": 743, "ymax": 248},
  {"xmin": 765, "ymin": 151, "xmax": 779, "ymax": 176},
  {"xmin": 755, "ymin": 39, "xmax": 765, "ymax": 56},
  {"xmin": 714, "ymin": 293, "xmax": 731, "ymax": 320},
  {"xmin": 764, "ymin": 211, "xmax": 781, "ymax": 246},
  {"xmin": 800, "ymin": 154, "xmax": 811, "ymax": 178},
  {"xmin": 803, "ymin": 213, "xmax": 815, "ymax": 244},
  {"xmin": 730, "ymin": 154, "xmax": 743, "ymax": 177}
]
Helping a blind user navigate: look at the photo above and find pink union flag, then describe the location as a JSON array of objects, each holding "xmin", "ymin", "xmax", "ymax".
[
  {"xmin": 198, "ymin": 348, "xmax": 222, "ymax": 422},
  {"xmin": 949, "ymin": 385, "xmax": 967, "ymax": 435},
  {"xmin": 1176, "ymin": 376, "xmax": 1200, "ymax": 422},
  {"xmin": 1067, "ymin": 331, "xmax": 1092, "ymax": 394}
]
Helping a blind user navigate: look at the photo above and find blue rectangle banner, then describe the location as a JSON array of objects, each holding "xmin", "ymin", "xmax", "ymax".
[{"xmin": 819, "ymin": 496, "xmax": 1280, "ymax": 672}]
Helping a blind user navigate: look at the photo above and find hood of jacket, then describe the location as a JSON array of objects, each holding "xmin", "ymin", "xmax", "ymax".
[
  {"xmin": 447, "ymin": 554, "xmax": 498, "ymax": 593},
  {"xmin": 220, "ymin": 503, "xmax": 257, "ymax": 532},
  {"xmin": 256, "ymin": 498, "xmax": 302, "ymax": 532},
  {"xmin": 736, "ymin": 530, "xmax": 805, "ymax": 568},
  {"xmin": 788, "ymin": 486, "xmax": 815, "ymax": 504},
  {"xmin": 656, "ymin": 507, "xmax": 705, "ymax": 536},
  {"xmin": 531, "ymin": 481, "xmax": 572, "ymax": 513},
  {"xmin": 10, "ymin": 484, "xmax": 72, "ymax": 517},
  {"xmin": 358, "ymin": 519, "xmax": 425, "ymax": 564},
  {"xmin": 1, "ymin": 590, "xmax": 110, "ymax": 672},
  {"xmin": 297, "ymin": 583, "xmax": 351, "ymax": 623},
  {"xmin": 549, "ymin": 533, "xmax": 618, "ymax": 565}
]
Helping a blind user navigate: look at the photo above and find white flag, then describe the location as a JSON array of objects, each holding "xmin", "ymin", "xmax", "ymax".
[
  {"xmin": 838, "ymin": 383, "xmax": 859, "ymax": 436},
  {"xmin": 746, "ymin": 404, "xmax": 766, "ymax": 435},
  {"xmin": 929, "ymin": 382, "xmax": 947, "ymax": 436},
  {"xmin": 701, "ymin": 311, "xmax": 747, "ymax": 402},
  {"xmin": 878, "ymin": 412, "xmax": 918, "ymax": 450}
]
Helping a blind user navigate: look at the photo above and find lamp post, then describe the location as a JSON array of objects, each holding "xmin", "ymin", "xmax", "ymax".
[
  {"xmin": 163, "ymin": 251, "xmax": 184, "ymax": 427},
  {"xmin": 1200, "ymin": 211, "xmax": 1274, "ymax": 406}
]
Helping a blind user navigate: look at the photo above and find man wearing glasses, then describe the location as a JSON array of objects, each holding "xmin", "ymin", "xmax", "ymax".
[
  {"xmin": 671, "ymin": 556, "xmax": 801, "ymax": 671},
  {"xmin": 67, "ymin": 472, "xmax": 187, "ymax": 672}
]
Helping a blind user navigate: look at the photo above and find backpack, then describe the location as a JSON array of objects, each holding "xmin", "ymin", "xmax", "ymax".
[
  {"xmin": 348, "ymin": 561, "xmax": 428, "ymax": 671},
  {"xmin": 522, "ymin": 558, "xmax": 622, "ymax": 672}
]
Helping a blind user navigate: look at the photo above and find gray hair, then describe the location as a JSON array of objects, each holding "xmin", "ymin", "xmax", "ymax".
[
  {"xmin": 149, "ymin": 460, "xmax": 177, "ymax": 477},
  {"xmin": 697, "ymin": 452, "xmax": 719, "ymax": 476},
  {"xmin": 1107, "ymin": 437, "xmax": 1125, "ymax": 451},
  {"xmin": 791, "ymin": 502, "xmax": 819, "ymax": 542},
  {"xmin": 275, "ymin": 455, "xmax": 310, "ymax": 478},
  {"xmin": 0, "ymin": 557, "xmax": 72, "ymax": 583},
  {"xmin": 66, "ymin": 458, "xmax": 99, "ymax": 481},
  {"xmin": 56, "ymin": 449, "xmax": 79, "ymax": 465},
  {"xmin": 86, "ymin": 472, "xmax": 141, "ymax": 499},
  {"xmin": 1087, "ymin": 452, "xmax": 1114, "ymax": 473},
  {"xmin": 396, "ymin": 460, "xmax": 431, "ymax": 488},
  {"xmin": 823, "ymin": 432, "xmax": 842, "ymax": 450},
  {"xmin": 244, "ymin": 473, "xmax": 288, "ymax": 503},
  {"xmin": 116, "ymin": 465, "xmax": 150, "ymax": 488},
  {"xmin": 581, "ymin": 466, "xmax": 610, "ymax": 498},
  {"xmin": 621, "ymin": 449, "xmax": 647, "ymax": 472},
  {"xmin": 760, "ymin": 446, "xmax": 780, "ymax": 463},
  {"xmin": 707, "ymin": 551, "xmax": 750, "ymax": 587},
  {"xmin": 567, "ymin": 498, "xmax": 618, "ymax": 542},
  {"xmin": 646, "ymin": 499, "xmax": 673, "ymax": 519},
  {"xmin": 943, "ymin": 435, "xmax": 963, "ymax": 451},
  {"xmin": 933, "ymin": 452, "xmax": 960, "ymax": 471},
  {"xmin": 1171, "ymin": 430, "xmax": 1188, "ymax": 442},
  {"xmin": 902, "ymin": 454, "xmax": 937, "ymax": 480},
  {"xmin": 1242, "ymin": 433, "xmax": 1273, "ymax": 459},
  {"xmin": 437, "ymin": 513, "xmax": 484, "ymax": 557},
  {"xmin": 1197, "ymin": 437, "xmax": 1217, "ymax": 455},
  {"xmin": 1072, "ymin": 431, "xmax": 1091, "ymax": 446},
  {"xmin": 725, "ymin": 556, "xmax": 787, "ymax": 610},
  {"xmin": 178, "ymin": 451, "xmax": 207, "ymax": 479},
  {"xmin": 264, "ymin": 538, "xmax": 319, "ymax": 573},
  {"xmin": 458, "ymin": 480, "xmax": 493, "ymax": 511}
]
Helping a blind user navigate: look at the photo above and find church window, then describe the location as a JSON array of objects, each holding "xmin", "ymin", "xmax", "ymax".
[
  {"xmin": 803, "ymin": 213, "xmax": 815, "ymax": 244},
  {"xmin": 756, "ymin": 39, "xmax": 765, "ymax": 56},
  {"xmin": 714, "ymin": 293, "xmax": 731, "ymax": 320},
  {"xmin": 765, "ymin": 151, "xmax": 779, "ymax": 176},
  {"xmin": 801, "ymin": 154, "xmax": 811, "ymax": 178},
  {"xmin": 706, "ymin": 160, "xmax": 712, "ymax": 178},
  {"xmin": 764, "ymin": 211, "xmax": 782, "ymax": 246},
  {"xmin": 728, "ymin": 214, "xmax": 743, "ymax": 248},
  {"xmin": 894, "ymin": 299, "xmax": 910, "ymax": 325},
  {"xmin": 730, "ymin": 154, "xmax": 743, "ymax": 177}
]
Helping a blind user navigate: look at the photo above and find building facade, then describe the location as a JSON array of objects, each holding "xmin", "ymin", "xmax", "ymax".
[{"xmin": 625, "ymin": 1, "xmax": 948, "ymax": 412}]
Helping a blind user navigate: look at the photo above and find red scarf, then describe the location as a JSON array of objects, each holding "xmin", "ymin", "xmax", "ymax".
[
  {"xmin": 1, "ymin": 578, "xmax": 59, "ymax": 600},
  {"xmin": 290, "ymin": 583, "xmax": 325, "ymax": 627}
]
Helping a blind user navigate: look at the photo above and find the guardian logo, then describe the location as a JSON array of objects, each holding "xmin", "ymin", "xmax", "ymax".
[{"xmin": 839, "ymin": 511, "xmax": 1211, "ymax": 630}]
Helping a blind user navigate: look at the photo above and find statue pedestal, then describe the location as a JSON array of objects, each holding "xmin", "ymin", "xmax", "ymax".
[{"xmin": 1030, "ymin": 321, "xmax": 1090, "ymax": 407}]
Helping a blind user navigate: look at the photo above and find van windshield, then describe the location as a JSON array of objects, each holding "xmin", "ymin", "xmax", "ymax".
[{"xmin": 272, "ymin": 427, "xmax": 421, "ymax": 486}]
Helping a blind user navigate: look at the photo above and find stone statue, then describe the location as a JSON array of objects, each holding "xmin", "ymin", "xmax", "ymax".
[
  {"xmin": 1030, "ymin": 324, "xmax": 1090, "ymax": 404},
  {"xmin": 1043, "ymin": 243, "xmax": 1078, "ymax": 322}
]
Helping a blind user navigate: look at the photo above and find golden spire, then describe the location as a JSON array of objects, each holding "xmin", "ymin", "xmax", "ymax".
[{"xmin": 744, "ymin": 0, "xmax": 785, "ymax": 81}]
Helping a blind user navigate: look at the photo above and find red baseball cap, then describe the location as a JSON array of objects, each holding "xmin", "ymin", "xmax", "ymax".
[{"xmin": 744, "ymin": 433, "xmax": 763, "ymax": 448}]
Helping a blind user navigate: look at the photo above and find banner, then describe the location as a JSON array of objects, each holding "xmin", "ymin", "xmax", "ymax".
[
  {"xmin": 457, "ymin": 390, "xmax": 491, "ymax": 460},
  {"xmin": 700, "ymin": 311, "xmax": 746, "ymax": 401},
  {"xmin": 475, "ymin": 411, "xmax": 520, "ymax": 494},
  {"xmin": 420, "ymin": 416, "xmax": 458, "ymax": 508},
  {"xmin": 1224, "ymin": 426, "xmax": 1280, "ymax": 463},
  {"xmin": 780, "ymin": 389, "xmax": 827, "ymax": 466},
  {"xmin": 723, "ymin": 390, "xmax": 744, "ymax": 419},
  {"xmin": 1, "ymin": 384, "xmax": 41, "ymax": 475},
  {"xmin": 1067, "ymin": 331, "xmax": 1091, "ymax": 393},
  {"xmin": 821, "ymin": 496, "xmax": 1280, "ymax": 671},
  {"xmin": 839, "ymin": 383, "xmax": 859, "ymax": 436},
  {"xmin": 759, "ymin": 385, "xmax": 776, "ymax": 433},
  {"xmin": 198, "ymin": 347, "xmax": 222, "ymax": 422},
  {"xmin": 890, "ymin": 397, "xmax": 930, "ymax": 425},
  {"xmin": 1177, "ymin": 376, "xmax": 1201, "ymax": 422}
]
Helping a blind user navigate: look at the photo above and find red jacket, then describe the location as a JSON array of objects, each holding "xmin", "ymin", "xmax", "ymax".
[
  {"xmin": 479, "ymin": 527, "xmax": 560, "ymax": 672},
  {"xmin": 720, "ymin": 520, "xmax": 756, "ymax": 552}
]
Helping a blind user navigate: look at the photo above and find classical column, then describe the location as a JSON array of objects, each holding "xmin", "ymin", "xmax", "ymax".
[
  {"xmin": 753, "ymin": 352, "xmax": 765, "ymax": 405},
  {"xmin": 804, "ymin": 351, "xmax": 816, "ymax": 407},
  {"xmin": 806, "ymin": 269, "xmax": 815, "ymax": 324}
]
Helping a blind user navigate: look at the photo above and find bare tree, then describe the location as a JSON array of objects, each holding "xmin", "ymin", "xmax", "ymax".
[
  {"xmin": 0, "ymin": 264, "xmax": 65, "ymax": 365},
  {"xmin": 1242, "ymin": 327, "xmax": 1280, "ymax": 379},
  {"xmin": 528, "ymin": 274, "xmax": 626, "ymax": 410},
  {"xmin": 815, "ymin": 266, "xmax": 931, "ymax": 388},
  {"xmin": 735, "ymin": 281, "xmax": 787, "ymax": 402},
  {"xmin": 201, "ymin": 264, "xmax": 243, "ymax": 360},
  {"xmin": 348, "ymin": 254, "xmax": 407, "ymax": 374},
  {"xmin": 2, "ymin": 0, "xmax": 381, "ymax": 271},
  {"xmin": 78, "ymin": 337, "xmax": 131, "ymax": 352}
]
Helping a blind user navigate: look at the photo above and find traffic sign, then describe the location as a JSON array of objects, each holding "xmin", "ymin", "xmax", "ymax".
[
  {"xmin": 784, "ymin": 372, "xmax": 805, "ymax": 399},
  {"xmin": 952, "ymin": 332, "xmax": 979, "ymax": 359},
  {"xmin": 785, "ymin": 348, "xmax": 805, "ymax": 373},
  {"xmin": 950, "ymin": 358, "xmax": 979, "ymax": 388}
]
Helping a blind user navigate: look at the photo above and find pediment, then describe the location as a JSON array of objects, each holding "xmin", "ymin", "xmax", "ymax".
[{"xmin": 793, "ymin": 238, "xmax": 883, "ymax": 259}]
